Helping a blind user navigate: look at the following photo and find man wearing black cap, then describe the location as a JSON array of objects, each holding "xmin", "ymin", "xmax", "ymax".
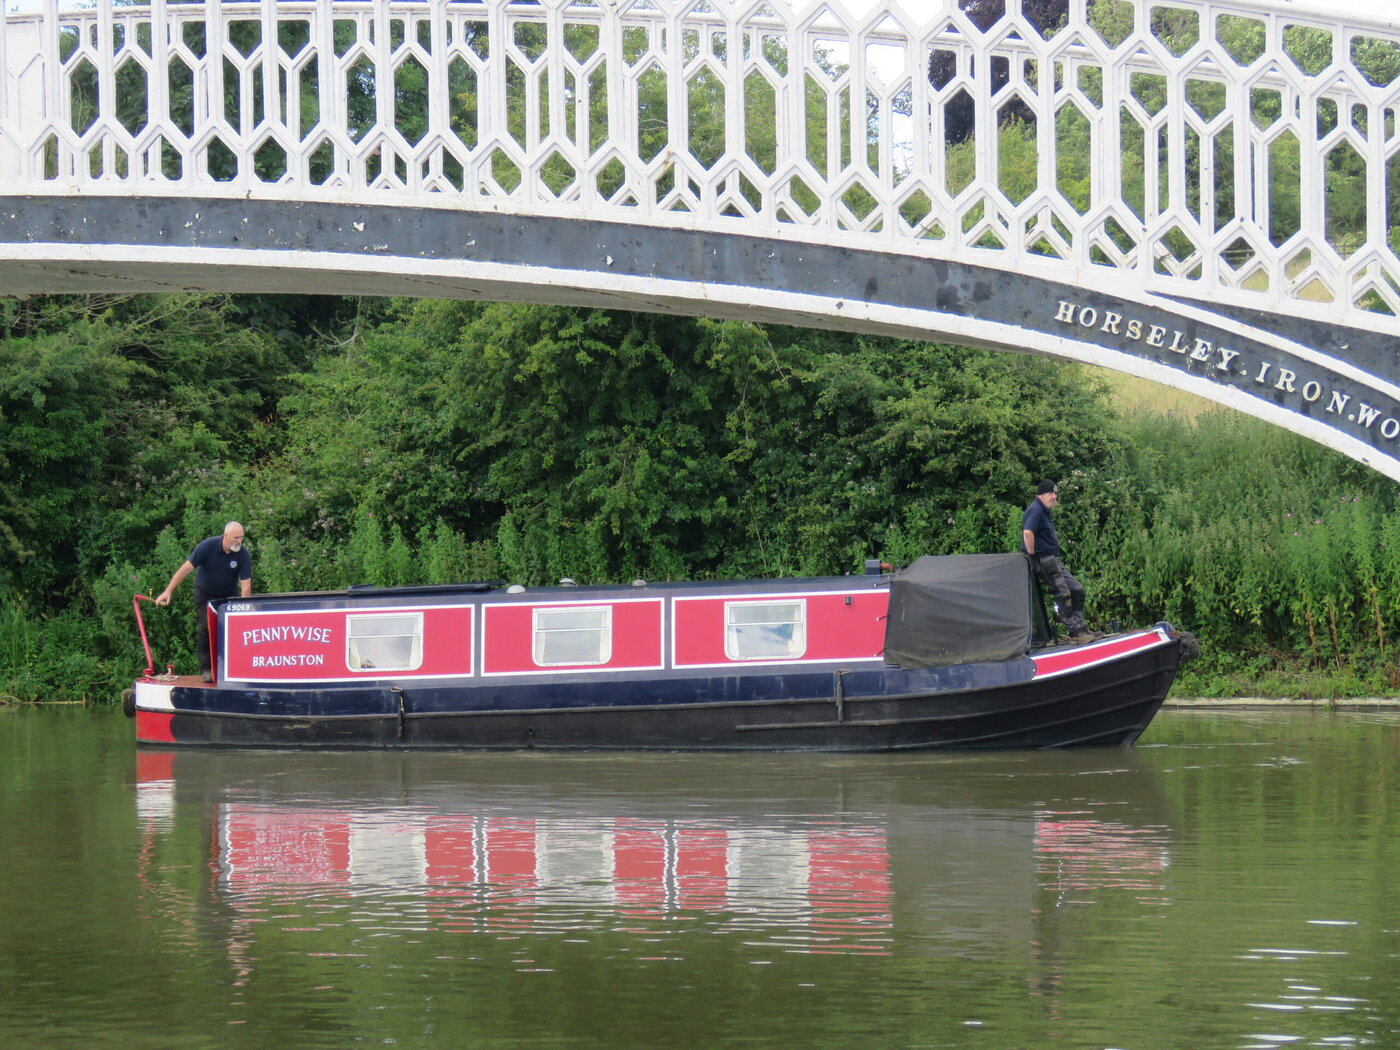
[{"xmin": 1022, "ymin": 481, "xmax": 1100, "ymax": 644}]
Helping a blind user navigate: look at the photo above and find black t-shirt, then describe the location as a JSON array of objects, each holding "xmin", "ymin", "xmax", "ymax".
[
  {"xmin": 189, "ymin": 535, "xmax": 252, "ymax": 597},
  {"xmin": 1022, "ymin": 498, "xmax": 1060, "ymax": 558}
]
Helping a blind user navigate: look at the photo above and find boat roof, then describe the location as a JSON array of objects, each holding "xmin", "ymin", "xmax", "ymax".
[{"xmin": 214, "ymin": 572, "xmax": 892, "ymax": 608}]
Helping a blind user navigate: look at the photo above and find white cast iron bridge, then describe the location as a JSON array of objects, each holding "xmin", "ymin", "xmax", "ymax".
[{"xmin": 4, "ymin": 0, "xmax": 1400, "ymax": 475}]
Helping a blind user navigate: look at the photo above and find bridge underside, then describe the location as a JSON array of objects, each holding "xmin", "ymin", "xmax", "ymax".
[{"xmin": 5, "ymin": 194, "xmax": 1400, "ymax": 480}]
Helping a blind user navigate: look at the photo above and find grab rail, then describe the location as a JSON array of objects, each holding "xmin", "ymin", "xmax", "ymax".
[{"xmin": 132, "ymin": 595, "xmax": 174, "ymax": 680}]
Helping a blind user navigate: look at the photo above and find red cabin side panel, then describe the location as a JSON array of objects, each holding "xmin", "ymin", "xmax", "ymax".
[
  {"xmin": 482, "ymin": 599, "xmax": 664, "ymax": 675},
  {"xmin": 222, "ymin": 605, "xmax": 475, "ymax": 682},
  {"xmin": 672, "ymin": 591, "xmax": 888, "ymax": 668}
]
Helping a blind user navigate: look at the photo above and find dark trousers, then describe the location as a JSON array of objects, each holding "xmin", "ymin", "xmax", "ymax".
[{"xmin": 1034, "ymin": 555, "xmax": 1087, "ymax": 633}]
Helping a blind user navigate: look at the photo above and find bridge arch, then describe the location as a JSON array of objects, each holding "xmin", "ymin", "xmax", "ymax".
[{"xmin": 4, "ymin": 1, "xmax": 1400, "ymax": 475}]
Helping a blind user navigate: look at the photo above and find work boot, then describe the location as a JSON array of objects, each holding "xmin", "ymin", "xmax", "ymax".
[{"xmin": 1069, "ymin": 630, "xmax": 1097, "ymax": 644}]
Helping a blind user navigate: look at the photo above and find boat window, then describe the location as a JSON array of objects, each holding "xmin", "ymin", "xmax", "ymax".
[
  {"xmin": 533, "ymin": 606, "xmax": 611, "ymax": 666},
  {"xmin": 346, "ymin": 613, "xmax": 424, "ymax": 672},
  {"xmin": 725, "ymin": 600, "xmax": 806, "ymax": 660}
]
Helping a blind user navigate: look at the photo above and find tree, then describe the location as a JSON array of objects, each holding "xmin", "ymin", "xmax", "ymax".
[
  {"xmin": 261, "ymin": 298, "xmax": 1119, "ymax": 584},
  {"xmin": 0, "ymin": 294, "xmax": 330, "ymax": 604}
]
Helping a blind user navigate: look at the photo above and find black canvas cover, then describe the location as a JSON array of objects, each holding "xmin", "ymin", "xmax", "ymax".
[{"xmin": 884, "ymin": 554, "xmax": 1048, "ymax": 669}]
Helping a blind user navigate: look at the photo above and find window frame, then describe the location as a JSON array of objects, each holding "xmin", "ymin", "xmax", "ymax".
[
  {"xmin": 345, "ymin": 611, "xmax": 425, "ymax": 673},
  {"xmin": 531, "ymin": 604, "xmax": 613, "ymax": 667},
  {"xmin": 723, "ymin": 599, "xmax": 808, "ymax": 661}
]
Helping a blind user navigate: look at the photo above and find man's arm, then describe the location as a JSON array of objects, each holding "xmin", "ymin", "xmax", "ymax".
[
  {"xmin": 155, "ymin": 561, "xmax": 194, "ymax": 606},
  {"xmin": 1022, "ymin": 528, "xmax": 1036, "ymax": 556},
  {"xmin": 240, "ymin": 576, "xmax": 252, "ymax": 598}
]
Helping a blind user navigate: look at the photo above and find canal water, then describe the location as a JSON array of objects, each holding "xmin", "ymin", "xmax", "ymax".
[{"xmin": 1, "ymin": 707, "xmax": 1398, "ymax": 1049}]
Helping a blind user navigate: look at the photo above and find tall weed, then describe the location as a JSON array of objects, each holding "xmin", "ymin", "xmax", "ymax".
[{"xmin": 1083, "ymin": 408, "xmax": 1398, "ymax": 686}]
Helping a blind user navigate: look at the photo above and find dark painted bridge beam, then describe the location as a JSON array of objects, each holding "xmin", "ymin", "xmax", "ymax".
[{"xmin": 4, "ymin": 194, "xmax": 1400, "ymax": 480}]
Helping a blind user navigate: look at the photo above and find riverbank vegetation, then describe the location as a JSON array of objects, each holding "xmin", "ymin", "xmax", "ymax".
[{"xmin": 1, "ymin": 291, "xmax": 1397, "ymax": 703}]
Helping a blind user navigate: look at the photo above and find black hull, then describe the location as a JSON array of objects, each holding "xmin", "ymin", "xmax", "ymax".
[{"xmin": 139, "ymin": 636, "xmax": 1182, "ymax": 752}]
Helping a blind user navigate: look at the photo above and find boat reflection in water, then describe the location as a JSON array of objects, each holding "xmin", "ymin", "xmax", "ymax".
[{"xmin": 134, "ymin": 749, "xmax": 1174, "ymax": 959}]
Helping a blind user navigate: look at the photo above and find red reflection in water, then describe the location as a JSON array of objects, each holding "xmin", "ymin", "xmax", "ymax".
[
  {"xmin": 1035, "ymin": 814, "xmax": 1170, "ymax": 899},
  {"xmin": 134, "ymin": 752, "xmax": 897, "ymax": 955},
  {"xmin": 221, "ymin": 809, "xmax": 353, "ymax": 889},
  {"xmin": 213, "ymin": 803, "xmax": 892, "ymax": 954}
]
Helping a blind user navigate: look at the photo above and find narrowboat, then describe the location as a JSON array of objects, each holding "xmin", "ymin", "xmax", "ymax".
[{"xmin": 128, "ymin": 554, "xmax": 1192, "ymax": 751}]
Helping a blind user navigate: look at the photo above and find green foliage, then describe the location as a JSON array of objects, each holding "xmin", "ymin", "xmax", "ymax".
[
  {"xmin": 0, "ymin": 294, "xmax": 333, "ymax": 603},
  {"xmin": 0, "ymin": 315, "xmax": 136, "ymax": 600},
  {"xmin": 0, "ymin": 596, "xmax": 116, "ymax": 703},
  {"xmin": 254, "ymin": 300, "xmax": 1116, "ymax": 586},
  {"xmin": 1088, "ymin": 0, "xmax": 1135, "ymax": 49},
  {"xmin": 1065, "ymin": 405, "xmax": 1400, "ymax": 691}
]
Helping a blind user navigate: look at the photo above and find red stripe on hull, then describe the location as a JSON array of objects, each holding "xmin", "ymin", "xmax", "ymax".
[
  {"xmin": 1032, "ymin": 630, "xmax": 1165, "ymax": 678},
  {"xmin": 135, "ymin": 710, "xmax": 176, "ymax": 744}
]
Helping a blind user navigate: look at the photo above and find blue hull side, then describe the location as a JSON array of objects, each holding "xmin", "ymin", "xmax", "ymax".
[{"xmin": 138, "ymin": 635, "xmax": 1182, "ymax": 751}]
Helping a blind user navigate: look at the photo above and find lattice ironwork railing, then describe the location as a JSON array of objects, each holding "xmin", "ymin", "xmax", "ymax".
[{"xmin": 3, "ymin": 0, "xmax": 1400, "ymax": 330}]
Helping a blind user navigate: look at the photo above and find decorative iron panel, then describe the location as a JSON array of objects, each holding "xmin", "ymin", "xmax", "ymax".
[{"xmin": 2, "ymin": 0, "xmax": 1400, "ymax": 333}]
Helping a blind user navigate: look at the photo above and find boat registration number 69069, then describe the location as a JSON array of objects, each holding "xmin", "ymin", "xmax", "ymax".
[{"xmin": 225, "ymin": 603, "xmax": 252, "ymax": 613}]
